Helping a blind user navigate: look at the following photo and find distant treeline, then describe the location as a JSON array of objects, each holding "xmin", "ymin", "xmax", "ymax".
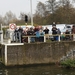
[{"xmin": 0, "ymin": 0, "xmax": 75, "ymax": 26}]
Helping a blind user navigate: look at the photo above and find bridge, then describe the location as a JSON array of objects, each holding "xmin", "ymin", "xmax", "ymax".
[
  {"xmin": 0, "ymin": 30, "xmax": 75, "ymax": 66},
  {"xmin": 1, "ymin": 41, "xmax": 75, "ymax": 66}
]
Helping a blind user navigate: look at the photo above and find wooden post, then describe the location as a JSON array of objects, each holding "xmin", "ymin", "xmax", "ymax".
[
  {"xmin": 73, "ymin": 34, "xmax": 75, "ymax": 41},
  {"xmin": 58, "ymin": 35, "xmax": 60, "ymax": 42},
  {"xmin": 44, "ymin": 35, "xmax": 46, "ymax": 42},
  {"xmin": 28, "ymin": 36, "xmax": 30, "ymax": 43}
]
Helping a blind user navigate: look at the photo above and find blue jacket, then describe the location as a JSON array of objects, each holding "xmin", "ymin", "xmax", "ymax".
[{"xmin": 36, "ymin": 31, "xmax": 40, "ymax": 37}]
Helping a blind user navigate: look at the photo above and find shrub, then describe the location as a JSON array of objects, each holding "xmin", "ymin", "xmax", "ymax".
[{"xmin": 60, "ymin": 59, "xmax": 75, "ymax": 68}]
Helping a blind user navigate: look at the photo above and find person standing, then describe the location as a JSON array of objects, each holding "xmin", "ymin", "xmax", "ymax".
[
  {"xmin": 40, "ymin": 29, "xmax": 44, "ymax": 42},
  {"xmin": 18, "ymin": 26, "xmax": 23, "ymax": 43},
  {"xmin": 14, "ymin": 27, "xmax": 19, "ymax": 42},
  {"xmin": 44, "ymin": 27, "xmax": 49, "ymax": 34},
  {"xmin": 65, "ymin": 30, "xmax": 70, "ymax": 40},
  {"xmin": 71, "ymin": 25, "xmax": 75, "ymax": 41},
  {"xmin": 43, "ymin": 27, "xmax": 49, "ymax": 39},
  {"xmin": 35, "ymin": 29, "xmax": 40, "ymax": 42},
  {"xmin": 52, "ymin": 25, "xmax": 57, "ymax": 41}
]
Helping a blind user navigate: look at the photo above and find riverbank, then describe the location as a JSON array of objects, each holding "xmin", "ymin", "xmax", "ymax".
[{"xmin": 60, "ymin": 59, "xmax": 75, "ymax": 68}]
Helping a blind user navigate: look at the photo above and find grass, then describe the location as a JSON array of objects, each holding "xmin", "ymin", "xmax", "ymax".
[
  {"xmin": 60, "ymin": 59, "xmax": 75, "ymax": 68},
  {"xmin": 46, "ymin": 39, "xmax": 51, "ymax": 42}
]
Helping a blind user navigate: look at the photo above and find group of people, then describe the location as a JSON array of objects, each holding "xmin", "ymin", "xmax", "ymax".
[
  {"xmin": 51, "ymin": 24, "xmax": 75, "ymax": 41},
  {"xmin": 13, "ymin": 24, "xmax": 75, "ymax": 43},
  {"xmin": 14, "ymin": 26, "xmax": 49, "ymax": 43}
]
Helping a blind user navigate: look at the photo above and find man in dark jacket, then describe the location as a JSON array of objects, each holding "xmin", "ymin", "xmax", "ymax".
[
  {"xmin": 44, "ymin": 27, "xmax": 49, "ymax": 39},
  {"xmin": 18, "ymin": 27, "xmax": 23, "ymax": 43},
  {"xmin": 44, "ymin": 27, "xmax": 49, "ymax": 34},
  {"xmin": 52, "ymin": 25, "xmax": 57, "ymax": 41}
]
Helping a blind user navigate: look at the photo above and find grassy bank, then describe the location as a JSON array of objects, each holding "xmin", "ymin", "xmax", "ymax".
[{"xmin": 60, "ymin": 59, "xmax": 75, "ymax": 68}]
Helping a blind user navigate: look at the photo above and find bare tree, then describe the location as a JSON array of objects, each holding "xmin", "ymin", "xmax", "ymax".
[
  {"xmin": 35, "ymin": 2, "xmax": 47, "ymax": 17},
  {"xmin": 46, "ymin": 0, "xmax": 59, "ymax": 14},
  {"xmin": 19, "ymin": 12, "xmax": 25, "ymax": 21},
  {"xmin": 3, "ymin": 11, "xmax": 17, "ymax": 25}
]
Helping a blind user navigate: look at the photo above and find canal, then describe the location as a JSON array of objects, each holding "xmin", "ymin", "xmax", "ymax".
[{"xmin": 0, "ymin": 64, "xmax": 75, "ymax": 75}]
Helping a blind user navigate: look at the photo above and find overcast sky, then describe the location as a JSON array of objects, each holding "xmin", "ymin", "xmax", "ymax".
[{"xmin": 0, "ymin": 0, "xmax": 46, "ymax": 18}]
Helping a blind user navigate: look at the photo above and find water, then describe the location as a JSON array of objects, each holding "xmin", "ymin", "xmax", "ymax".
[{"xmin": 0, "ymin": 64, "xmax": 75, "ymax": 75}]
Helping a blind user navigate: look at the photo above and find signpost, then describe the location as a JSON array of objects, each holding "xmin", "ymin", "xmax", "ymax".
[
  {"xmin": 9, "ymin": 23, "xmax": 16, "ymax": 42},
  {"xmin": 9, "ymin": 23, "xmax": 16, "ymax": 31}
]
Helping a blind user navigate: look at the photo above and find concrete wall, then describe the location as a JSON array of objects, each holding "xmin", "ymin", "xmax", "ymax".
[{"xmin": 1, "ymin": 42, "xmax": 75, "ymax": 66}]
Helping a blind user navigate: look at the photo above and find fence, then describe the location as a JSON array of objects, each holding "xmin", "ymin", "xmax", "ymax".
[
  {"xmin": 0, "ymin": 32, "xmax": 75, "ymax": 44},
  {"xmin": 22, "ymin": 35, "xmax": 46, "ymax": 43},
  {"xmin": 22, "ymin": 34, "xmax": 75, "ymax": 43}
]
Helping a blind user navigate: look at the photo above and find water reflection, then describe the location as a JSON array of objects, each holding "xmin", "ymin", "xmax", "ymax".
[{"xmin": 0, "ymin": 65, "xmax": 75, "ymax": 75}]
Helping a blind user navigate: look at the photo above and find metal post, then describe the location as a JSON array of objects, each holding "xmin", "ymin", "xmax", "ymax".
[
  {"xmin": 73, "ymin": 34, "xmax": 75, "ymax": 41},
  {"xmin": 0, "ymin": 24, "xmax": 3, "ymax": 43},
  {"xmin": 5, "ymin": 45, "xmax": 7, "ymax": 66},
  {"xmin": 30, "ymin": 0, "xmax": 33, "ymax": 26},
  {"xmin": 1, "ymin": 24, "xmax": 2, "ymax": 31},
  {"xmin": 1, "ymin": 31, "xmax": 3, "ymax": 43}
]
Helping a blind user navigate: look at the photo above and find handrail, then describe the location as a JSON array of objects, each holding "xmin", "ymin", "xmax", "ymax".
[
  {"xmin": 22, "ymin": 33, "xmax": 75, "ymax": 43},
  {"xmin": 22, "ymin": 35, "xmax": 46, "ymax": 43}
]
